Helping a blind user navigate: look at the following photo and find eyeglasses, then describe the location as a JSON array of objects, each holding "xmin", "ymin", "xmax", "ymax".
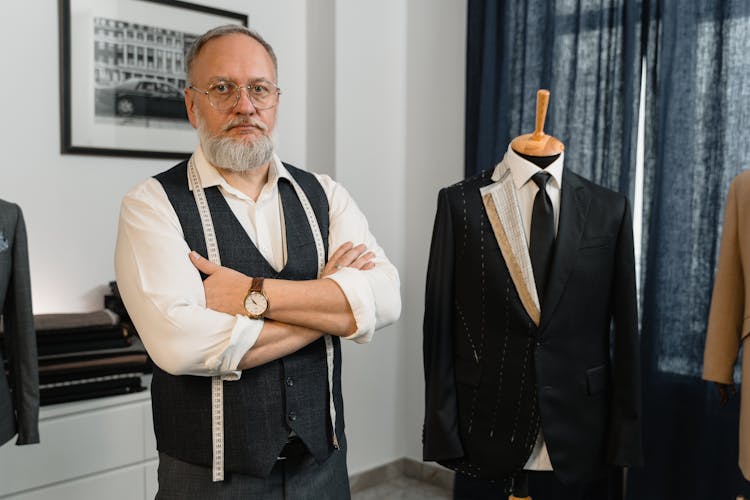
[{"xmin": 189, "ymin": 79, "xmax": 282, "ymax": 111}]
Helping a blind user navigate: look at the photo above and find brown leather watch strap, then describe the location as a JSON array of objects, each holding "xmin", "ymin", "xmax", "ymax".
[{"xmin": 250, "ymin": 276, "xmax": 265, "ymax": 293}]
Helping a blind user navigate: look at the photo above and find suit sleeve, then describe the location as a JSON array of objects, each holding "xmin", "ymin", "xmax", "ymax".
[
  {"xmin": 703, "ymin": 178, "xmax": 743, "ymax": 384},
  {"xmin": 607, "ymin": 197, "xmax": 643, "ymax": 466},
  {"xmin": 422, "ymin": 188, "xmax": 463, "ymax": 461},
  {"xmin": 4, "ymin": 206, "xmax": 40, "ymax": 445}
]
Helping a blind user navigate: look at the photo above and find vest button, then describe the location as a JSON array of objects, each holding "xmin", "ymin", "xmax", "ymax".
[
  {"xmin": 288, "ymin": 411, "xmax": 297, "ymax": 422},
  {"xmin": 286, "ymin": 377, "xmax": 294, "ymax": 387}
]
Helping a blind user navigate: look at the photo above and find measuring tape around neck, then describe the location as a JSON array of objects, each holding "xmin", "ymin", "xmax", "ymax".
[{"xmin": 187, "ymin": 157, "xmax": 225, "ymax": 482}]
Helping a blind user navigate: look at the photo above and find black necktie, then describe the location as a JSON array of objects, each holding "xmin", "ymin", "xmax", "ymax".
[{"xmin": 529, "ymin": 171, "xmax": 555, "ymax": 303}]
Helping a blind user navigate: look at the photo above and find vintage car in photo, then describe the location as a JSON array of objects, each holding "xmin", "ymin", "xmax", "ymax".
[{"xmin": 95, "ymin": 78, "xmax": 188, "ymax": 120}]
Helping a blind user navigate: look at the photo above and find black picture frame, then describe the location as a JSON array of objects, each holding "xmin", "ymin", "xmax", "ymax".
[{"xmin": 59, "ymin": 0, "xmax": 247, "ymax": 159}]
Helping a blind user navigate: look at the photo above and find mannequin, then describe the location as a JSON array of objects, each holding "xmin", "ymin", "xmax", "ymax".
[
  {"xmin": 423, "ymin": 90, "xmax": 641, "ymax": 500},
  {"xmin": 703, "ymin": 169, "xmax": 750, "ymax": 481},
  {"xmin": 0, "ymin": 199, "xmax": 39, "ymax": 447}
]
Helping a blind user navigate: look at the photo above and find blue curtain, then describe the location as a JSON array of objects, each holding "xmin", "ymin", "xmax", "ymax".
[
  {"xmin": 628, "ymin": 1, "xmax": 750, "ymax": 498},
  {"xmin": 465, "ymin": 0, "xmax": 750, "ymax": 498},
  {"xmin": 465, "ymin": 0, "xmax": 642, "ymax": 199}
]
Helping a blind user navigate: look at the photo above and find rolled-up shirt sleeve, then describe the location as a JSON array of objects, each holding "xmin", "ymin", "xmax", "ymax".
[
  {"xmin": 114, "ymin": 178, "xmax": 263, "ymax": 378},
  {"xmin": 317, "ymin": 175, "xmax": 401, "ymax": 343}
]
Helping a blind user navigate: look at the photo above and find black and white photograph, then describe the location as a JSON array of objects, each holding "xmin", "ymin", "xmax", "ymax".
[
  {"xmin": 92, "ymin": 17, "xmax": 195, "ymax": 125},
  {"xmin": 59, "ymin": 0, "xmax": 247, "ymax": 158}
]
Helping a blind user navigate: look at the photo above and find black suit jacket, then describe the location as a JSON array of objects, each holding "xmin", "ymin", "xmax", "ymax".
[
  {"xmin": 423, "ymin": 161, "xmax": 642, "ymax": 484},
  {"xmin": 0, "ymin": 200, "xmax": 39, "ymax": 447}
]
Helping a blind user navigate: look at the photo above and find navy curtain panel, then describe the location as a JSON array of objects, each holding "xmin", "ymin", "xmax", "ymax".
[
  {"xmin": 465, "ymin": 0, "xmax": 750, "ymax": 498},
  {"xmin": 464, "ymin": 0, "xmax": 642, "ymax": 198},
  {"xmin": 628, "ymin": 1, "xmax": 750, "ymax": 499}
]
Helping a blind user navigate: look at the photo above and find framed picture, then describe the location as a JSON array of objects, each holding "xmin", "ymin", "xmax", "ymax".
[{"xmin": 59, "ymin": 0, "xmax": 247, "ymax": 158}]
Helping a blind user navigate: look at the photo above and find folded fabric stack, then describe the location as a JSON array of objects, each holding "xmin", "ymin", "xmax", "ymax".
[
  {"xmin": 2, "ymin": 309, "xmax": 150, "ymax": 406},
  {"xmin": 34, "ymin": 310, "xmax": 132, "ymax": 357}
]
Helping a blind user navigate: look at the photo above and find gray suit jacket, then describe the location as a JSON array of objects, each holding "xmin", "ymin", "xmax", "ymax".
[{"xmin": 0, "ymin": 199, "xmax": 39, "ymax": 446}]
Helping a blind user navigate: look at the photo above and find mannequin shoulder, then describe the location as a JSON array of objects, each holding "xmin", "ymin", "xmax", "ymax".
[{"xmin": 730, "ymin": 169, "xmax": 750, "ymax": 193}]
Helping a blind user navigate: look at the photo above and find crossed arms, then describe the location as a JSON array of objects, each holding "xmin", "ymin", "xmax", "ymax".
[
  {"xmin": 188, "ymin": 242, "xmax": 377, "ymax": 370},
  {"xmin": 114, "ymin": 175, "xmax": 401, "ymax": 378}
]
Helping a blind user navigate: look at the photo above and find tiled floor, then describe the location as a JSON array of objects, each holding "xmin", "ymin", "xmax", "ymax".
[{"xmin": 351, "ymin": 475, "xmax": 452, "ymax": 500}]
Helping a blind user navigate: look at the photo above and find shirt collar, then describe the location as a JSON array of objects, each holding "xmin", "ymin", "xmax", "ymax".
[
  {"xmin": 189, "ymin": 145, "xmax": 291, "ymax": 197},
  {"xmin": 504, "ymin": 144, "xmax": 564, "ymax": 190}
]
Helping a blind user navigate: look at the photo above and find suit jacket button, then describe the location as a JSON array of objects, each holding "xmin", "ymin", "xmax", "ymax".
[
  {"xmin": 288, "ymin": 411, "xmax": 297, "ymax": 422},
  {"xmin": 286, "ymin": 377, "xmax": 294, "ymax": 387}
]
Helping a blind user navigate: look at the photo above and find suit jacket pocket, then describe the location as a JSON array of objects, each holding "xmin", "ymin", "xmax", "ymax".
[
  {"xmin": 586, "ymin": 365, "xmax": 609, "ymax": 396},
  {"xmin": 454, "ymin": 356, "xmax": 482, "ymax": 387}
]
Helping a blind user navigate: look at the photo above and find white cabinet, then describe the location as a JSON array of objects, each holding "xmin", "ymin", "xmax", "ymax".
[
  {"xmin": 0, "ymin": 391, "xmax": 157, "ymax": 500},
  {"xmin": 7, "ymin": 465, "xmax": 145, "ymax": 500}
]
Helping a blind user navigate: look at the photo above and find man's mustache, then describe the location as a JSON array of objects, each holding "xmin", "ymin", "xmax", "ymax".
[{"xmin": 222, "ymin": 118, "xmax": 268, "ymax": 132}]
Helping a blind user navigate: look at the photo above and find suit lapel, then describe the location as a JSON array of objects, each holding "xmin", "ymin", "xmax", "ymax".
[
  {"xmin": 539, "ymin": 170, "xmax": 590, "ymax": 330},
  {"xmin": 481, "ymin": 161, "xmax": 541, "ymax": 326}
]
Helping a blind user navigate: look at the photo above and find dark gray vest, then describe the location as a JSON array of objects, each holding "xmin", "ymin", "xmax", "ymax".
[{"xmin": 151, "ymin": 161, "xmax": 344, "ymax": 478}]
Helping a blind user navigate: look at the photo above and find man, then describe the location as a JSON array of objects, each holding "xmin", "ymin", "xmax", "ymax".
[{"xmin": 115, "ymin": 25, "xmax": 400, "ymax": 499}]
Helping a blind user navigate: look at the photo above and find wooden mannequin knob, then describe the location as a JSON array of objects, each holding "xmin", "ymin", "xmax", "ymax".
[
  {"xmin": 532, "ymin": 89, "xmax": 550, "ymax": 140},
  {"xmin": 510, "ymin": 89, "xmax": 564, "ymax": 156}
]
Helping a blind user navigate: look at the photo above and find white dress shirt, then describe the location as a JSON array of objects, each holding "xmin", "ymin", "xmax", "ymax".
[
  {"xmin": 506, "ymin": 146, "xmax": 563, "ymax": 242},
  {"xmin": 115, "ymin": 146, "xmax": 401, "ymax": 379},
  {"xmin": 504, "ymin": 145, "xmax": 564, "ymax": 471}
]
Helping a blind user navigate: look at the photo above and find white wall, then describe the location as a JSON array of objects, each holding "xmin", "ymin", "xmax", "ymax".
[
  {"xmin": 402, "ymin": 0, "xmax": 467, "ymax": 462},
  {"xmin": 334, "ymin": 0, "xmax": 466, "ymax": 473},
  {"xmin": 0, "ymin": 0, "xmax": 466, "ymax": 480},
  {"xmin": 335, "ymin": 0, "xmax": 409, "ymax": 474},
  {"xmin": 306, "ymin": 0, "xmax": 336, "ymax": 178}
]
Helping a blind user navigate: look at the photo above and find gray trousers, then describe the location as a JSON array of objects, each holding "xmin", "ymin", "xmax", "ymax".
[{"xmin": 156, "ymin": 440, "xmax": 350, "ymax": 500}]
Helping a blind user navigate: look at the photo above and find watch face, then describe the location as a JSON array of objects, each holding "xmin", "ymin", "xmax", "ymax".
[{"xmin": 244, "ymin": 291, "xmax": 268, "ymax": 317}]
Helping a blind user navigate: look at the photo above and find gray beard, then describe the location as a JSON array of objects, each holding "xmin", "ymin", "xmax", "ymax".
[{"xmin": 198, "ymin": 120, "xmax": 275, "ymax": 173}]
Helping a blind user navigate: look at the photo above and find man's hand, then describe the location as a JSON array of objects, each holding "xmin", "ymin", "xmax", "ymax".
[
  {"xmin": 322, "ymin": 242, "xmax": 375, "ymax": 277},
  {"xmin": 189, "ymin": 251, "xmax": 251, "ymax": 316}
]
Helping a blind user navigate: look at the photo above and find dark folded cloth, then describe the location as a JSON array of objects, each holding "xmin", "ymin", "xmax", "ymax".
[
  {"xmin": 36, "ymin": 325, "xmax": 130, "ymax": 342},
  {"xmin": 34, "ymin": 310, "xmax": 119, "ymax": 331},
  {"xmin": 32, "ymin": 336, "xmax": 150, "ymax": 365},
  {"xmin": 40, "ymin": 312, "xmax": 132, "ymax": 357},
  {"xmin": 1, "ymin": 334, "xmax": 134, "ymax": 358},
  {"xmin": 38, "ymin": 352, "xmax": 149, "ymax": 384},
  {"xmin": 2, "ymin": 305, "xmax": 149, "ymax": 406},
  {"xmin": 39, "ymin": 352, "xmax": 148, "ymax": 371},
  {"xmin": 1, "ymin": 310, "xmax": 133, "ymax": 357},
  {"xmin": 35, "ymin": 336, "xmax": 133, "ymax": 357},
  {"xmin": 40, "ymin": 376, "xmax": 145, "ymax": 406}
]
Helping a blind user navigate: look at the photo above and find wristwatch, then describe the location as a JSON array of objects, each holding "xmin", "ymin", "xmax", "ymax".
[{"xmin": 244, "ymin": 277, "xmax": 269, "ymax": 319}]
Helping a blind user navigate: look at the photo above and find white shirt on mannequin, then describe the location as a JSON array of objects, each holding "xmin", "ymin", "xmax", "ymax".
[{"xmin": 506, "ymin": 144, "xmax": 564, "ymax": 471}]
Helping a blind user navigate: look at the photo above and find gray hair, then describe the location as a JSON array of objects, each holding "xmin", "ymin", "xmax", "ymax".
[{"xmin": 186, "ymin": 25, "xmax": 278, "ymax": 83}]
